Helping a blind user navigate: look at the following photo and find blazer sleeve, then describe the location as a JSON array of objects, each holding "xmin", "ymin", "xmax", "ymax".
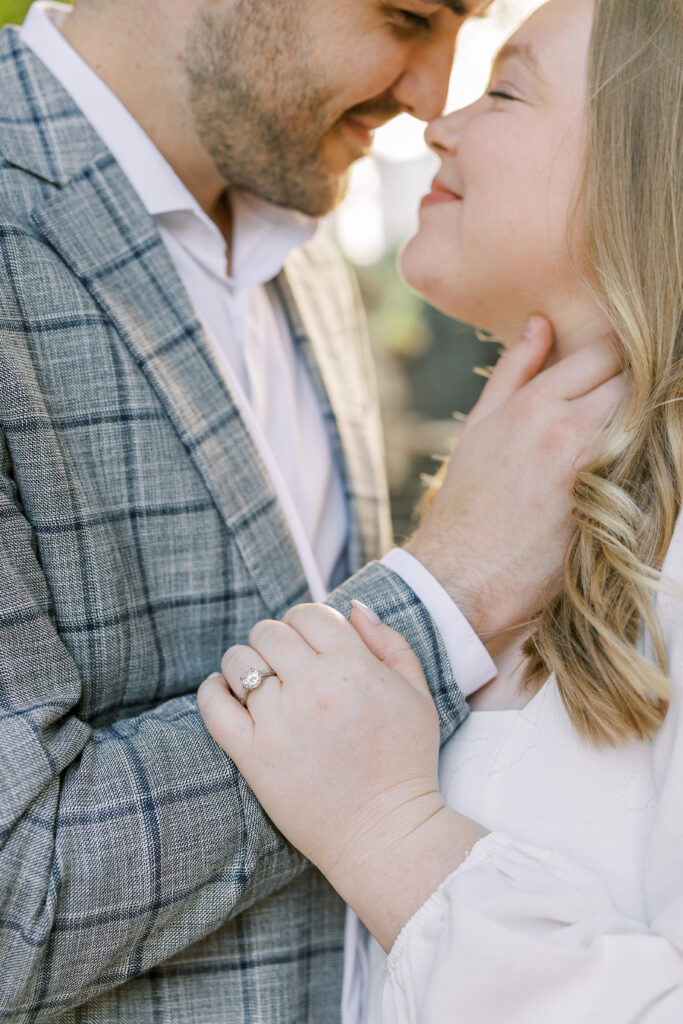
[
  {"xmin": 326, "ymin": 564, "xmax": 469, "ymax": 745},
  {"xmin": 0, "ymin": 436, "xmax": 310, "ymax": 1018},
  {"xmin": 0, "ymin": 434, "xmax": 466, "ymax": 1021}
]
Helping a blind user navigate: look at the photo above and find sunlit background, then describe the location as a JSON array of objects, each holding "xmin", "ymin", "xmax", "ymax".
[
  {"xmin": 335, "ymin": 0, "xmax": 543, "ymax": 266},
  {"xmin": 331, "ymin": 0, "xmax": 545, "ymax": 536},
  {"xmin": 0, "ymin": 0, "xmax": 544, "ymax": 538}
]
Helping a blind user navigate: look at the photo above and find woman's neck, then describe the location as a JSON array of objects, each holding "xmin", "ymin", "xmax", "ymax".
[
  {"xmin": 469, "ymin": 301, "xmax": 614, "ymax": 712},
  {"xmin": 500, "ymin": 299, "xmax": 613, "ymax": 366},
  {"xmin": 469, "ymin": 625, "xmax": 542, "ymax": 711}
]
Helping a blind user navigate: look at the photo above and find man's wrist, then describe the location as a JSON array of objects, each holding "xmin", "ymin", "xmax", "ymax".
[
  {"xmin": 382, "ymin": 547, "xmax": 497, "ymax": 699},
  {"xmin": 404, "ymin": 532, "xmax": 485, "ymax": 634}
]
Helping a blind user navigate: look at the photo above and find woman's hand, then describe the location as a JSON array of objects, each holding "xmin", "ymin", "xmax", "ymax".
[
  {"xmin": 198, "ymin": 602, "xmax": 441, "ymax": 880},
  {"xmin": 198, "ymin": 603, "xmax": 487, "ymax": 950}
]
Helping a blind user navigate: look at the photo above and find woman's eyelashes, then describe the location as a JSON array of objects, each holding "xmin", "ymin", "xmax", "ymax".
[{"xmin": 487, "ymin": 87, "xmax": 517, "ymax": 101}]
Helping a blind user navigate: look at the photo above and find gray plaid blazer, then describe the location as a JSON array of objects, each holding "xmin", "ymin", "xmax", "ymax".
[{"xmin": 0, "ymin": 27, "xmax": 468, "ymax": 1024}]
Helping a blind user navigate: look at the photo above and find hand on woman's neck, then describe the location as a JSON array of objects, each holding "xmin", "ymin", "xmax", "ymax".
[
  {"xmin": 502, "ymin": 298, "xmax": 615, "ymax": 368},
  {"xmin": 470, "ymin": 299, "xmax": 616, "ymax": 712}
]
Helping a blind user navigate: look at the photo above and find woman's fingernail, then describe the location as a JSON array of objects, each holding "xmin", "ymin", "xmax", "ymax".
[
  {"xmin": 351, "ymin": 600, "xmax": 381, "ymax": 625},
  {"xmin": 206, "ymin": 672, "xmax": 223, "ymax": 680}
]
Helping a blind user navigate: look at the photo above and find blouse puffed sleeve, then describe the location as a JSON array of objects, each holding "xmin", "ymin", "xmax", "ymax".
[{"xmin": 383, "ymin": 829, "xmax": 683, "ymax": 1024}]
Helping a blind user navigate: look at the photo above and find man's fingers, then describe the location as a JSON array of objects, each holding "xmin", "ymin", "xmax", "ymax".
[
  {"xmin": 467, "ymin": 315, "xmax": 553, "ymax": 426},
  {"xmin": 572, "ymin": 374, "xmax": 627, "ymax": 463},
  {"xmin": 539, "ymin": 339, "xmax": 622, "ymax": 401},
  {"xmin": 197, "ymin": 672, "xmax": 254, "ymax": 762}
]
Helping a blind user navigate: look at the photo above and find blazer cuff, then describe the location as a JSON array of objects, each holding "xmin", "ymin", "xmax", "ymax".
[
  {"xmin": 382, "ymin": 548, "xmax": 496, "ymax": 698},
  {"xmin": 326, "ymin": 559, "xmax": 469, "ymax": 744}
]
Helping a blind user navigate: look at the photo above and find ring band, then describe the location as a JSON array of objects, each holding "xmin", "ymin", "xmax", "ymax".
[{"xmin": 239, "ymin": 666, "xmax": 277, "ymax": 706}]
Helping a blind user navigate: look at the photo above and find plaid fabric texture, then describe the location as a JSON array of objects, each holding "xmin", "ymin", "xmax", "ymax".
[{"xmin": 0, "ymin": 28, "xmax": 468, "ymax": 1023}]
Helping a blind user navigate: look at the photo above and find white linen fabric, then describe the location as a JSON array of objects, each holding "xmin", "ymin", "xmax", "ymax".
[
  {"xmin": 345, "ymin": 512, "xmax": 683, "ymax": 1023},
  {"xmin": 22, "ymin": 1, "xmax": 495, "ymax": 675}
]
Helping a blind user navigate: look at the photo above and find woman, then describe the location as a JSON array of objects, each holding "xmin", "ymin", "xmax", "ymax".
[{"xmin": 198, "ymin": 0, "xmax": 683, "ymax": 1019}]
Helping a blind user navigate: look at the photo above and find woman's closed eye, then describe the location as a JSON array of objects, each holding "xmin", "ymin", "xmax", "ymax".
[{"xmin": 487, "ymin": 87, "xmax": 517, "ymax": 101}]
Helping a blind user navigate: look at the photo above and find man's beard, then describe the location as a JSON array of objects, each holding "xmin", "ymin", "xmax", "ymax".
[{"xmin": 184, "ymin": 1, "xmax": 400, "ymax": 217}]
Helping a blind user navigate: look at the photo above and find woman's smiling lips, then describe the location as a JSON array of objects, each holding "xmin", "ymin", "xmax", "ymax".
[{"xmin": 420, "ymin": 180, "xmax": 463, "ymax": 208}]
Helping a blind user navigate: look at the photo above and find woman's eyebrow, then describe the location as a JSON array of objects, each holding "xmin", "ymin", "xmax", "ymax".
[{"xmin": 491, "ymin": 41, "xmax": 547, "ymax": 85}]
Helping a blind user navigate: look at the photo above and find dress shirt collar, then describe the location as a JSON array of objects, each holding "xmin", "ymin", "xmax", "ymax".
[{"xmin": 21, "ymin": 1, "xmax": 317, "ymax": 288}]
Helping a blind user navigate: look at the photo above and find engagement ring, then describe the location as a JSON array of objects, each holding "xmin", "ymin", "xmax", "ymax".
[{"xmin": 239, "ymin": 666, "xmax": 277, "ymax": 706}]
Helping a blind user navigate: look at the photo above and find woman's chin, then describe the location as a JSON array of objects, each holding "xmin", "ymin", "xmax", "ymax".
[
  {"xmin": 399, "ymin": 241, "xmax": 456, "ymax": 316},
  {"xmin": 399, "ymin": 236, "xmax": 430, "ymax": 293},
  {"xmin": 399, "ymin": 241, "xmax": 486, "ymax": 328}
]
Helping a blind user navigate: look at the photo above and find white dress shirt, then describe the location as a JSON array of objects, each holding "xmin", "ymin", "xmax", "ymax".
[
  {"xmin": 21, "ymin": 2, "xmax": 495, "ymax": 680},
  {"xmin": 344, "ymin": 512, "xmax": 683, "ymax": 1023}
]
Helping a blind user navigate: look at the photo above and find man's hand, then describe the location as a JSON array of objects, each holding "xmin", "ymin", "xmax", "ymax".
[{"xmin": 406, "ymin": 318, "xmax": 624, "ymax": 636}]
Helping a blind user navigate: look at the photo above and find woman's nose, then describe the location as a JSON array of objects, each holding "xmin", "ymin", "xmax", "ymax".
[
  {"xmin": 425, "ymin": 103, "xmax": 473, "ymax": 153},
  {"xmin": 425, "ymin": 113, "xmax": 458, "ymax": 154}
]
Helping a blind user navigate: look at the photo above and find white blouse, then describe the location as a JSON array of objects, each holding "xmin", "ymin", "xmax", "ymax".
[{"xmin": 343, "ymin": 512, "xmax": 683, "ymax": 1023}]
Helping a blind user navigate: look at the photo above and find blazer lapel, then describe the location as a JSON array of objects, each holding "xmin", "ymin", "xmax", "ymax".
[
  {"xmin": 276, "ymin": 247, "xmax": 392, "ymax": 572},
  {"xmin": 0, "ymin": 27, "xmax": 389, "ymax": 609},
  {"xmin": 30, "ymin": 154, "xmax": 310, "ymax": 618}
]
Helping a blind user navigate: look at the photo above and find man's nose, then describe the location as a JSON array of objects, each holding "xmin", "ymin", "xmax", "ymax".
[{"xmin": 391, "ymin": 29, "xmax": 458, "ymax": 122}]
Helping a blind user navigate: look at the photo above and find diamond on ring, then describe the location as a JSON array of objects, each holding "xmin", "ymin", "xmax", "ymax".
[{"xmin": 239, "ymin": 666, "xmax": 276, "ymax": 706}]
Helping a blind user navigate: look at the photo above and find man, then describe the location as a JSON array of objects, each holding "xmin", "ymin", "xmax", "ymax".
[{"xmin": 0, "ymin": 1, "xmax": 620, "ymax": 1021}]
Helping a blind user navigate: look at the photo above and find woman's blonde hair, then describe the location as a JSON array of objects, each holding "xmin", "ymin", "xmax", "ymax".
[
  {"xmin": 524, "ymin": 0, "xmax": 683, "ymax": 745},
  {"xmin": 429, "ymin": 0, "xmax": 683, "ymax": 745}
]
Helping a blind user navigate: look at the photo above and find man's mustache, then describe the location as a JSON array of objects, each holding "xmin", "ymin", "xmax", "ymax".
[{"xmin": 345, "ymin": 93, "xmax": 404, "ymax": 123}]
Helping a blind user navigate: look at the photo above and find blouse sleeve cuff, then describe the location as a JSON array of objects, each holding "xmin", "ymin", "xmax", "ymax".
[
  {"xmin": 386, "ymin": 831, "xmax": 513, "ymax": 971},
  {"xmin": 389, "ymin": 827, "xmax": 573, "ymax": 970}
]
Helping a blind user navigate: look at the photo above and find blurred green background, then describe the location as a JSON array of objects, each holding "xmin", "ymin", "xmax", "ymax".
[{"xmin": 0, "ymin": 0, "xmax": 39, "ymax": 25}]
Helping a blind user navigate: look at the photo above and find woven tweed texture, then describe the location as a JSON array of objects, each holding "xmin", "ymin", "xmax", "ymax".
[{"xmin": 0, "ymin": 27, "xmax": 468, "ymax": 1024}]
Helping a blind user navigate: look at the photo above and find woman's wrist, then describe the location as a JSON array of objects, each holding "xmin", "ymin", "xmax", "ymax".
[{"xmin": 327, "ymin": 800, "xmax": 488, "ymax": 953}]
